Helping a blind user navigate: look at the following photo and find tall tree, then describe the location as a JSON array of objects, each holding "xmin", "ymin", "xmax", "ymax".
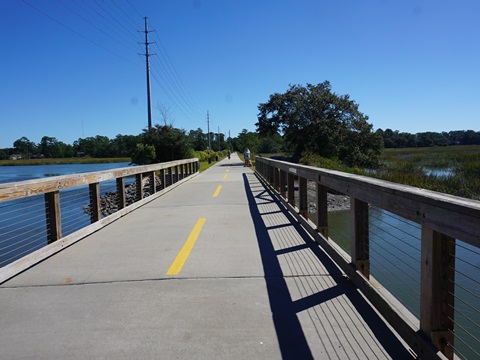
[
  {"xmin": 142, "ymin": 124, "xmax": 193, "ymax": 163},
  {"xmin": 234, "ymin": 129, "xmax": 259, "ymax": 154},
  {"xmin": 257, "ymin": 82, "xmax": 383, "ymax": 167},
  {"xmin": 13, "ymin": 136, "xmax": 37, "ymax": 157},
  {"xmin": 39, "ymin": 136, "xmax": 66, "ymax": 158},
  {"xmin": 188, "ymin": 128, "xmax": 208, "ymax": 151}
]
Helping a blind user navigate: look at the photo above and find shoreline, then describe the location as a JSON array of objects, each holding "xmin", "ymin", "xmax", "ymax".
[
  {"xmin": 294, "ymin": 181, "xmax": 351, "ymax": 213},
  {"xmin": 0, "ymin": 158, "xmax": 130, "ymax": 166}
]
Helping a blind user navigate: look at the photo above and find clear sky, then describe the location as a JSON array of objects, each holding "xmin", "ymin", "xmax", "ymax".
[{"xmin": 1, "ymin": 0, "xmax": 479, "ymax": 148}]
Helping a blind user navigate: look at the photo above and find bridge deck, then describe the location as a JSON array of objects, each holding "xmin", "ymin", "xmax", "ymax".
[{"xmin": 0, "ymin": 153, "xmax": 414, "ymax": 359}]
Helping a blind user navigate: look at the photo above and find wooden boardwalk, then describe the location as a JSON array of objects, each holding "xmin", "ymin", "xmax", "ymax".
[{"xmin": 0, "ymin": 153, "xmax": 414, "ymax": 359}]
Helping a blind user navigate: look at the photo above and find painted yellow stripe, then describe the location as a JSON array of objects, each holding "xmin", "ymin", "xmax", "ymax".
[
  {"xmin": 166, "ymin": 218, "xmax": 206, "ymax": 275},
  {"xmin": 226, "ymin": 167, "xmax": 230, "ymax": 173},
  {"xmin": 213, "ymin": 185, "xmax": 222, "ymax": 197},
  {"xmin": 223, "ymin": 174, "xmax": 228, "ymax": 180}
]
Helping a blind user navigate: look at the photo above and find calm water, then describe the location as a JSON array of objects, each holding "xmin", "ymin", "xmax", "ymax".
[
  {"xmin": 0, "ymin": 162, "xmax": 132, "ymax": 266},
  {"xmin": 0, "ymin": 162, "xmax": 131, "ymax": 184},
  {"xmin": 329, "ymin": 208, "xmax": 479, "ymax": 359}
]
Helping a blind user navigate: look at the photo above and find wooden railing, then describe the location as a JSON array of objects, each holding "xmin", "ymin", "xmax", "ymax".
[
  {"xmin": 0, "ymin": 158, "xmax": 199, "ymax": 283},
  {"xmin": 255, "ymin": 156, "xmax": 480, "ymax": 360}
]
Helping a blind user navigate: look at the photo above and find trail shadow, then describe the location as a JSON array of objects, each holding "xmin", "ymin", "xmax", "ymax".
[
  {"xmin": 243, "ymin": 174, "xmax": 314, "ymax": 359},
  {"xmin": 243, "ymin": 172, "xmax": 413, "ymax": 359},
  {"xmin": 219, "ymin": 163, "xmax": 248, "ymax": 167}
]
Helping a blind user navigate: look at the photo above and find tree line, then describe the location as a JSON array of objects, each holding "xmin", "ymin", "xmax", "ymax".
[
  {"xmin": 376, "ymin": 129, "xmax": 480, "ymax": 148},
  {"xmin": 3, "ymin": 81, "xmax": 478, "ymax": 166},
  {"xmin": 0, "ymin": 127, "xmax": 261, "ymax": 163}
]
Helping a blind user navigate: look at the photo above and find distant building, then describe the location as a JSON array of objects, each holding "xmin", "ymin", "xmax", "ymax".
[{"xmin": 9, "ymin": 154, "xmax": 22, "ymax": 160}]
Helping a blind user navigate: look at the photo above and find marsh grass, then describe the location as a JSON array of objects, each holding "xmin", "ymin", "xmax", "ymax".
[{"xmin": 302, "ymin": 146, "xmax": 480, "ymax": 200}]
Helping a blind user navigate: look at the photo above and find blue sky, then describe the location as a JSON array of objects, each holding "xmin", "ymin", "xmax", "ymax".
[{"xmin": 1, "ymin": 0, "xmax": 479, "ymax": 148}]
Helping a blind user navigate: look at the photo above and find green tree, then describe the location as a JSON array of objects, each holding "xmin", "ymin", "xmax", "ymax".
[
  {"xmin": 13, "ymin": 137, "xmax": 37, "ymax": 157},
  {"xmin": 142, "ymin": 124, "xmax": 193, "ymax": 163},
  {"xmin": 234, "ymin": 129, "xmax": 260, "ymax": 154},
  {"xmin": 258, "ymin": 133, "xmax": 285, "ymax": 154},
  {"xmin": 0, "ymin": 149, "xmax": 10, "ymax": 160},
  {"xmin": 110, "ymin": 134, "xmax": 141, "ymax": 157},
  {"xmin": 39, "ymin": 136, "xmax": 66, "ymax": 158},
  {"xmin": 131, "ymin": 143, "xmax": 156, "ymax": 165},
  {"xmin": 188, "ymin": 128, "xmax": 208, "ymax": 151},
  {"xmin": 257, "ymin": 82, "xmax": 383, "ymax": 167}
]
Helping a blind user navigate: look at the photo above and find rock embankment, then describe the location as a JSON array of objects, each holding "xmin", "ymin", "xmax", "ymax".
[
  {"xmin": 83, "ymin": 176, "xmax": 160, "ymax": 217},
  {"xmin": 295, "ymin": 181, "xmax": 350, "ymax": 214}
]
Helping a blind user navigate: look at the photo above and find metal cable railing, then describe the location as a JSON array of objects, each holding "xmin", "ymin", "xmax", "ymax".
[
  {"xmin": 0, "ymin": 159, "xmax": 199, "ymax": 277},
  {"xmin": 448, "ymin": 239, "xmax": 480, "ymax": 359},
  {"xmin": 255, "ymin": 157, "xmax": 480, "ymax": 360},
  {"xmin": 0, "ymin": 194, "xmax": 47, "ymax": 267},
  {"xmin": 367, "ymin": 207, "xmax": 421, "ymax": 316},
  {"xmin": 61, "ymin": 187, "xmax": 91, "ymax": 236}
]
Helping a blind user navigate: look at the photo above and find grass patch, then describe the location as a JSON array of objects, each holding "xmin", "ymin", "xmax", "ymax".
[
  {"xmin": 198, "ymin": 152, "xmax": 230, "ymax": 172},
  {"xmin": 0, "ymin": 157, "xmax": 131, "ymax": 166},
  {"xmin": 300, "ymin": 146, "xmax": 480, "ymax": 200}
]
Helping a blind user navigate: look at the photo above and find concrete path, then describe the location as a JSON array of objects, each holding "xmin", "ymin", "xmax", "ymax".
[{"xmin": 0, "ymin": 153, "xmax": 414, "ymax": 359}]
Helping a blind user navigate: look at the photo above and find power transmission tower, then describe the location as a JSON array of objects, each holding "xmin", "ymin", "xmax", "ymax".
[{"xmin": 139, "ymin": 17, "xmax": 155, "ymax": 130}]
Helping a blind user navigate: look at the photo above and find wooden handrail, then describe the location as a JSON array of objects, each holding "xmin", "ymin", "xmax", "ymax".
[
  {"xmin": 0, "ymin": 158, "xmax": 198, "ymax": 203},
  {"xmin": 255, "ymin": 156, "xmax": 480, "ymax": 360},
  {"xmin": 0, "ymin": 158, "xmax": 200, "ymax": 284}
]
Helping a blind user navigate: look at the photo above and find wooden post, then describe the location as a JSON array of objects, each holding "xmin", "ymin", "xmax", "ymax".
[
  {"xmin": 351, "ymin": 198, "xmax": 370, "ymax": 278},
  {"xmin": 420, "ymin": 227, "xmax": 455, "ymax": 359},
  {"xmin": 273, "ymin": 167, "xmax": 280, "ymax": 191},
  {"xmin": 279, "ymin": 170, "xmax": 286, "ymax": 198},
  {"xmin": 44, "ymin": 191, "xmax": 62, "ymax": 244},
  {"xmin": 175, "ymin": 165, "xmax": 179, "ymax": 183},
  {"xmin": 159, "ymin": 169, "xmax": 165, "ymax": 190},
  {"xmin": 168, "ymin": 167, "xmax": 173, "ymax": 187},
  {"xmin": 89, "ymin": 183, "xmax": 101, "ymax": 223},
  {"xmin": 116, "ymin": 177, "xmax": 126, "ymax": 210},
  {"xmin": 299, "ymin": 176, "xmax": 308, "ymax": 219},
  {"xmin": 136, "ymin": 173, "xmax": 143, "ymax": 201},
  {"xmin": 149, "ymin": 171, "xmax": 156, "ymax": 194},
  {"xmin": 288, "ymin": 172, "xmax": 295, "ymax": 207},
  {"xmin": 316, "ymin": 183, "xmax": 328, "ymax": 239}
]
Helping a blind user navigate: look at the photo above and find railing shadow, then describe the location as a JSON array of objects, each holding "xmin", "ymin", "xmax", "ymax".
[{"xmin": 243, "ymin": 172, "xmax": 413, "ymax": 359}]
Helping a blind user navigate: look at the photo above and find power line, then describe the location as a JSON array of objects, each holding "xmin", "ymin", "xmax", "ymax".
[
  {"xmin": 55, "ymin": 0, "xmax": 139, "ymax": 54},
  {"xmin": 106, "ymin": 0, "xmax": 143, "ymax": 30},
  {"xmin": 22, "ymin": 0, "xmax": 206, "ymax": 132},
  {"xmin": 125, "ymin": 0, "xmax": 143, "ymax": 19},
  {"xmin": 22, "ymin": 0, "xmax": 139, "ymax": 66},
  {"xmin": 152, "ymin": 32, "xmax": 204, "ymax": 117}
]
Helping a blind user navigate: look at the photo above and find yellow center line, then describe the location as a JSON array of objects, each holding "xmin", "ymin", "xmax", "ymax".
[
  {"xmin": 166, "ymin": 218, "xmax": 206, "ymax": 275},
  {"xmin": 213, "ymin": 185, "xmax": 222, "ymax": 197},
  {"xmin": 223, "ymin": 174, "xmax": 228, "ymax": 180}
]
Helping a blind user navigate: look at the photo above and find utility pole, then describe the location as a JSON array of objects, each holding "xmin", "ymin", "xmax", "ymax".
[
  {"xmin": 218, "ymin": 126, "xmax": 220, "ymax": 151},
  {"xmin": 139, "ymin": 17, "xmax": 155, "ymax": 130},
  {"xmin": 207, "ymin": 110, "xmax": 211, "ymax": 150}
]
